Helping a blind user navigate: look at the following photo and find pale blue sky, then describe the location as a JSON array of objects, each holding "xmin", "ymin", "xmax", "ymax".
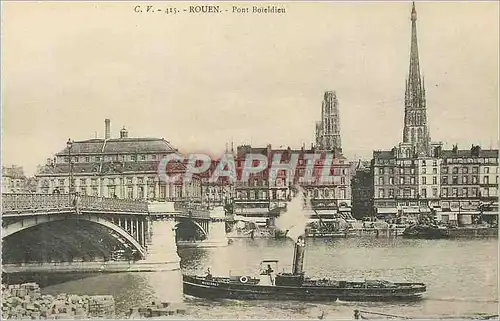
[{"xmin": 2, "ymin": 1, "xmax": 498, "ymax": 175}]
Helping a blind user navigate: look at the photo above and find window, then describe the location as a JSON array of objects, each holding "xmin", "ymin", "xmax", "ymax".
[
  {"xmin": 127, "ymin": 178, "xmax": 133, "ymax": 185},
  {"xmin": 92, "ymin": 187, "xmax": 99, "ymax": 196},
  {"xmin": 421, "ymin": 188, "xmax": 427, "ymax": 198},
  {"xmin": 433, "ymin": 160, "xmax": 438, "ymax": 166},
  {"xmin": 59, "ymin": 179, "xmax": 65, "ymax": 186},
  {"xmin": 462, "ymin": 176, "xmax": 468, "ymax": 184},
  {"xmin": 485, "ymin": 167, "xmax": 490, "ymax": 174},
  {"xmin": 379, "ymin": 177, "xmax": 384, "ymax": 185},
  {"xmin": 85, "ymin": 156, "xmax": 90, "ymax": 162},
  {"xmin": 452, "ymin": 188, "xmax": 458, "ymax": 197},
  {"xmin": 453, "ymin": 167, "xmax": 458, "ymax": 174},
  {"xmin": 443, "ymin": 176, "xmax": 448, "ymax": 184},
  {"xmin": 131, "ymin": 155, "xmax": 137, "ymax": 161},
  {"xmin": 64, "ymin": 157, "xmax": 69, "ymax": 163},
  {"xmin": 379, "ymin": 189, "xmax": 384, "ymax": 198},
  {"xmin": 443, "ymin": 167, "xmax": 448, "ymax": 174},
  {"xmin": 108, "ymin": 186, "xmax": 116, "ymax": 198},
  {"xmin": 389, "ymin": 189, "xmax": 394, "ymax": 197},
  {"xmin": 442, "ymin": 188, "xmax": 448, "ymax": 197},
  {"xmin": 389, "ymin": 177, "xmax": 394, "ymax": 185},
  {"xmin": 432, "ymin": 188, "xmax": 438, "ymax": 197},
  {"xmin": 472, "ymin": 176, "xmax": 478, "ymax": 184},
  {"xmin": 341, "ymin": 177, "xmax": 346, "ymax": 185},
  {"xmin": 379, "ymin": 168, "xmax": 384, "ymax": 175},
  {"xmin": 432, "ymin": 168, "xmax": 437, "ymax": 174},
  {"xmin": 152, "ymin": 155, "xmax": 157, "ymax": 160},
  {"xmin": 452, "ymin": 176, "xmax": 458, "ymax": 184},
  {"xmin": 137, "ymin": 177, "xmax": 144, "ymax": 184},
  {"xmin": 472, "ymin": 188, "xmax": 478, "ymax": 196},
  {"xmin": 389, "ymin": 168, "xmax": 394, "ymax": 175},
  {"xmin": 96, "ymin": 156, "xmax": 101, "ymax": 162},
  {"xmin": 433, "ymin": 176, "xmax": 437, "ymax": 185},
  {"xmin": 400, "ymin": 177, "xmax": 404, "ymax": 185},
  {"xmin": 127, "ymin": 186, "xmax": 133, "ymax": 199},
  {"xmin": 422, "ymin": 168, "xmax": 427, "ymax": 174},
  {"xmin": 462, "ymin": 188, "xmax": 468, "ymax": 197},
  {"xmin": 410, "ymin": 177, "xmax": 415, "ymax": 184},
  {"xmin": 80, "ymin": 178, "xmax": 87, "ymax": 186},
  {"xmin": 472, "ymin": 167, "xmax": 479, "ymax": 174},
  {"xmin": 462, "ymin": 167, "xmax": 468, "ymax": 174},
  {"xmin": 141, "ymin": 155, "xmax": 146, "ymax": 161},
  {"xmin": 483, "ymin": 176, "xmax": 489, "ymax": 184},
  {"xmin": 422, "ymin": 177, "xmax": 427, "ymax": 185}
]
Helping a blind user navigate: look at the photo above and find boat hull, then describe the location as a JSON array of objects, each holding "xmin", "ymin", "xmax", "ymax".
[{"xmin": 183, "ymin": 275, "xmax": 425, "ymax": 302}]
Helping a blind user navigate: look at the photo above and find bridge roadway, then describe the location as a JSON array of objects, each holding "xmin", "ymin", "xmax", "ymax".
[{"xmin": 2, "ymin": 193, "xmax": 228, "ymax": 274}]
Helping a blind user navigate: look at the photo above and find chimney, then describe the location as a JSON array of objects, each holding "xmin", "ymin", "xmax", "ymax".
[
  {"xmin": 105, "ymin": 119, "xmax": 111, "ymax": 140},
  {"xmin": 120, "ymin": 126, "xmax": 128, "ymax": 139}
]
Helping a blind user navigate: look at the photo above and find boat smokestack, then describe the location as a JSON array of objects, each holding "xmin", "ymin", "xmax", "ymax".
[{"xmin": 292, "ymin": 235, "xmax": 306, "ymax": 275}]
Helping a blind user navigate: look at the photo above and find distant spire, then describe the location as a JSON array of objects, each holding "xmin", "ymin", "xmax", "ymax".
[{"xmin": 403, "ymin": 1, "xmax": 430, "ymax": 156}]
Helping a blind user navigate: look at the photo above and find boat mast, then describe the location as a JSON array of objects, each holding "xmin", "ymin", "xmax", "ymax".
[{"xmin": 292, "ymin": 234, "xmax": 306, "ymax": 275}]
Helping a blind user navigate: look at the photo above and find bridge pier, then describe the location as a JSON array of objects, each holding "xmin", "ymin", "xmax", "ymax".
[{"xmin": 132, "ymin": 218, "xmax": 180, "ymax": 271}]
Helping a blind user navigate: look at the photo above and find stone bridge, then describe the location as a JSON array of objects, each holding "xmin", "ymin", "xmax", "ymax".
[{"xmin": 2, "ymin": 194, "xmax": 228, "ymax": 275}]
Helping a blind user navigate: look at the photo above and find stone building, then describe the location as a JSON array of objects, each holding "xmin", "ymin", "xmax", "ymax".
[
  {"xmin": 2, "ymin": 166, "xmax": 28, "ymax": 193},
  {"xmin": 315, "ymin": 91, "xmax": 342, "ymax": 152},
  {"xmin": 438, "ymin": 145, "xmax": 498, "ymax": 226},
  {"xmin": 36, "ymin": 119, "xmax": 201, "ymax": 201}
]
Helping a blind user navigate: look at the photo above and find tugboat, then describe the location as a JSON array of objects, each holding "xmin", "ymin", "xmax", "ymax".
[{"xmin": 182, "ymin": 234, "xmax": 426, "ymax": 301}]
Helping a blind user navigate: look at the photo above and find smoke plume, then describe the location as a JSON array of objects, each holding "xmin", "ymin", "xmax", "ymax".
[{"xmin": 275, "ymin": 187, "xmax": 309, "ymax": 242}]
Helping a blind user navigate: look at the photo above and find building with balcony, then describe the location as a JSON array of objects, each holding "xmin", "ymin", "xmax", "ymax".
[{"xmin": 36, "ymin": 119, "xmax": 201, "ymax": 202}]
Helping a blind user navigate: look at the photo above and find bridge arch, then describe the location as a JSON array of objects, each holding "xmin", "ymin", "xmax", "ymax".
[
  {"xmin": 3, "ymin": 214, "xmax": 146, "ymax": 259},
  {"xmin": 174, "ymin": 219, "xmax": 208, "ymax": 242}
]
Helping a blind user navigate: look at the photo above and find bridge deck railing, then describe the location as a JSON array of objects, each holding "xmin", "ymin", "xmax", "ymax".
[{"xmin": 2, "ymin": 193, "xmax": 148, "ymax": 214}]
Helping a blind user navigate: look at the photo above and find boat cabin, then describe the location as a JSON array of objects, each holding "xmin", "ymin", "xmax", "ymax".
[{"xmin": 259, "ymin": 260, "xmax": 279, "ymax": 286}]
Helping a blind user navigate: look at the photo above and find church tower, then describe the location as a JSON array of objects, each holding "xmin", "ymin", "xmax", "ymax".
[
  {"xmin": 315, "ymin": 91, "xmax": 342, "ymax": 153},
  {"xmin": 402, "ymin": 2, "xmax": 431, "ymax": 156}
]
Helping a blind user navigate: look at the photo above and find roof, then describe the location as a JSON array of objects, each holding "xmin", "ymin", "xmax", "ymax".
[
  {"xmin": 37, "ymin": 160, "xmax": 189, "ymax": 176},
  {"xmin": 373, "ymin": 150, "xmax": 395, "ymax": 160},
  {"xmin": 440, "ymin": 149, "xmax": 498, "ymax": 158},
  {"xmin": 55, "ymin": 138, "xmax": 178, "ymax": 156}
]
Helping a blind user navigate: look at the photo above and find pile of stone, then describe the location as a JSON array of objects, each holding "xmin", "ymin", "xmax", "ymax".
[
  {"xmin": 2, "ymin": 283, "xmax": 115, "ymax": 319},
  {"xmin": 127, "ymin": 301, "xmax": 187, "ymax": 319}
]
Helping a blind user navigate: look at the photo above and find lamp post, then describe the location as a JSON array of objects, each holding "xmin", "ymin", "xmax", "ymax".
[{"xmin": 67, "ymin": 139, "xmax": 74, "ymax": 195}]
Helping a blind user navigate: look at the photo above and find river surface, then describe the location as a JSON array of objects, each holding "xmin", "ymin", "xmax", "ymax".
[{"xmin": 41, "ymin": 237, "xmax": 498, "ymax": 319}]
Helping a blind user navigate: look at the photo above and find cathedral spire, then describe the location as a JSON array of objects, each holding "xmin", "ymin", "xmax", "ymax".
[{"xmin": 402, "ymin": 1, "xmax": 430, "ymax": 156}]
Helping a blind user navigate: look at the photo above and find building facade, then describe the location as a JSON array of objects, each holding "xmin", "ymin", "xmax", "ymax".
[
  {"xmin": 231, "ymin": 144, "xmax": 352, "ymax": 226},
  {"xmin": 36, "ymin": 119, "xmax": 201, "ymax": 201},
  {"xmin": 2, "ymin": 166, "xmax": 29, "ymax": 193},
  {"xmin": 372, "ymin": 4, "xmax": 498, "ymax": 225}
]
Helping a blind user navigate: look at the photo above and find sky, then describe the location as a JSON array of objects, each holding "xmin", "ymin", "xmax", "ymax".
[{"xmin": 2, "ymin": 1, "xmax": 499, "ymax": 176}]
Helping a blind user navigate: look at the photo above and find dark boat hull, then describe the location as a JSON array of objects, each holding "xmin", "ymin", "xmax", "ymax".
[
  {"xmin": 402, "ymin": 225, "xmax": 449, "ymax": 239},
  {"xmin": 183, "ymin": 275, "xmax": 425, "ymax": 302}
]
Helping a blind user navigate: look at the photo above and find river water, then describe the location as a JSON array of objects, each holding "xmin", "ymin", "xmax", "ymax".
[{"xmin": 41, "ymin": 237, "xmax": 498, "ymax": 319}]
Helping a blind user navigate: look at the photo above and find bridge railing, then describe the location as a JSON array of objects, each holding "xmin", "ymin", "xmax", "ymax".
[
  {"xmin": 2, "ymin": 193, "xmax": 148, "ymax": 214},
  {"xmin": 2, "ymin": 194, "xmax": 72, "ymax": 213}
]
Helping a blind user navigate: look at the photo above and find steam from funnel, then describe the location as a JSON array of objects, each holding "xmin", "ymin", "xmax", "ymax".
[{"xmin": 275, "ymin": 186, "xmax": 309, "ymax": 243}]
